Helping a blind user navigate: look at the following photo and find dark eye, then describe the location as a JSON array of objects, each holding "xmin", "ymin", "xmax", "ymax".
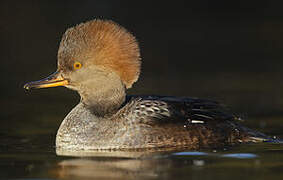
[{"xmin": 73, "ymin": 62, "xmax": 82, "ymax": 70}]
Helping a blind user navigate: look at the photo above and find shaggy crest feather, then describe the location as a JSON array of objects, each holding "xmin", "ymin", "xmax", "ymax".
[{"xmin": 58, "ymin": 19, "xmax": 141, "ymax": 88}]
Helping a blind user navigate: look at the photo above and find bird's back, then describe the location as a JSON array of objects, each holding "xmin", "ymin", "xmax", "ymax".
[{"xmin": 115, "ymin": 95, "xmax": 270, "ymax": 149}]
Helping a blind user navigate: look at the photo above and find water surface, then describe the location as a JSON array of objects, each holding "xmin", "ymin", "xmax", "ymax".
[{"xmin": 1, "ymin": 116, "xmax": 283, "ymax": 180}]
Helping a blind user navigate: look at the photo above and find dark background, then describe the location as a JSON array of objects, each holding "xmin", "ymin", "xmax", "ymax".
[{"xmin": 1, "ymin": 0, "xmax": 283, "ymax": 133}]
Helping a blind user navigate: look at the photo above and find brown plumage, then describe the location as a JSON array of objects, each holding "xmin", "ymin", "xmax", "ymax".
[
  {"xmin": 58, "ymin": 19, "xmax": 141, "ymax": 88},
  {"xmin": 24, "ymin": 19, "xmax": 272, "ymax": 151}
]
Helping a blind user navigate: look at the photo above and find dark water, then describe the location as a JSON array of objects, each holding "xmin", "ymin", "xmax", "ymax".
[
  {"xmin": 2, "ymin": 1, "xmax": 283, "ymax": 179},
  {"xmin": 1, "ymin": 115, "xmax": 283, "ymax": 180}
]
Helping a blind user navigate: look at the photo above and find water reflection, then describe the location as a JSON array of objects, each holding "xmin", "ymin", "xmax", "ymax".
[
  {"xmin": 172, "ymin": 152, "xmax": 209, "ymax": 156},
  {"xmin": 173, "ymin": 151, "xmax": 258, "ymax": 159},
  {"xmin": 51, "ymin": 152, "xmax": 211, "ymax": 179},
  {"xmin": 2, "ymin": 136, "xmax": 283, "ymax": 180},
  {"xmin": 53, "ymin": 158, "xmax": 168, "ymax": 179},
  {"xmin": 221, "ymin": 153, "xmax": 257, "ymax": 159},
  {"xmin": 52, "ymin": 149, "xmax": 210, "ymax": 179},
  {"xmin": 49, "ymin": 148, "xmax": 275, "ymax": 180},
  {"xmin": 1, "ymin": 116, "xmax": 283, "ymax": 179},
  {"xmin": 52, "ymin": 148, "xmax": 171, "ymax": 179}
]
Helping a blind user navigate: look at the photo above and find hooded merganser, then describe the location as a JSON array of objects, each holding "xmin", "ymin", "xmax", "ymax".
[{"xmin": 24, "ymin": 19, "xmax": 269, "ymax": 151}]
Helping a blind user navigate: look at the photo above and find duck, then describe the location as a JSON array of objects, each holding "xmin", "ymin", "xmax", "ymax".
[{"xmin": 24, "ymin": 19, "xmax": 270, "ymax": 151}]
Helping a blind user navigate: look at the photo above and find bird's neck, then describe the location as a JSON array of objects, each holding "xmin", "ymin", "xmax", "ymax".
[{"xmin": 79, "ymin": 78, "xmax": 126, "ymax": 117}]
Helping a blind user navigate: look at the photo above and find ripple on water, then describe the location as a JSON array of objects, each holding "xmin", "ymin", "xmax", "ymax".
[
  {"xmin": 172, "ymin": 151, "xmax": 258, "ymax": 159},
  {"xmin": 172, "ymin": 151, "xmax": 209, "ymax": 156},
  {"xmin": 221, "ymin": 153, "xmax": 258, "ymax": 159}
]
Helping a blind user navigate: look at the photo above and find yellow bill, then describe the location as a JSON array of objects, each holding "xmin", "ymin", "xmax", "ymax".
[{"xmin": 23, "ymin": 71, "xmax": 68, "ymax": 90}]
